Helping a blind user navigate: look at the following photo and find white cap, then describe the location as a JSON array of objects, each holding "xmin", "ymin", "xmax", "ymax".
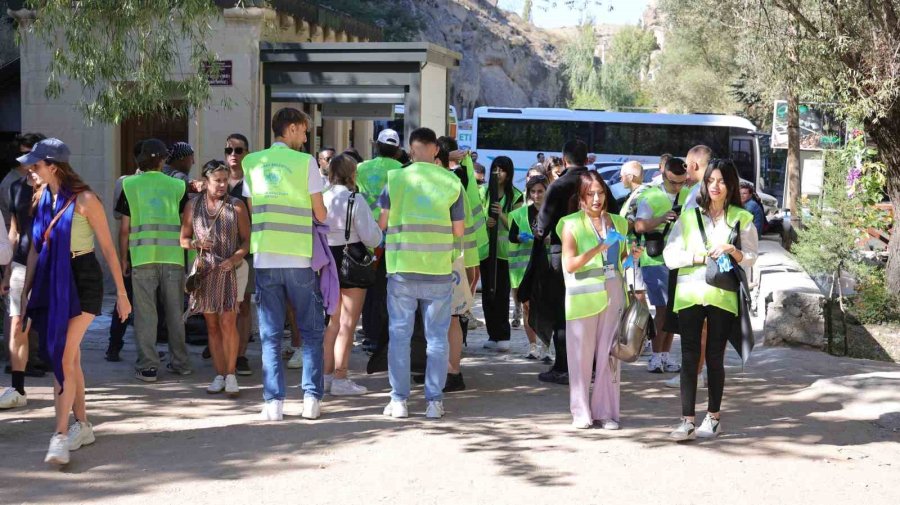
[{"xmin": 377, "ymin": 128, "xmax": 400, "ymax": 146}]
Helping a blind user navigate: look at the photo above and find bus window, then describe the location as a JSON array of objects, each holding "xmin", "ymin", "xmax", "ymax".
[{"xmin": 730, "ymin": 136, "xmax": 755, "ymax": 182}]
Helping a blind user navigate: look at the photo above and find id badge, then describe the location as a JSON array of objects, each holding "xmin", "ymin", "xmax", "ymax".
[{"xmin": 603, "ymin": 264, "xmax": 616, "ymax": 279}]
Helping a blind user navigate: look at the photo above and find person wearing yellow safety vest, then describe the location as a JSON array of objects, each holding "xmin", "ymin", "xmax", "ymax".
[
  {"xmin": 357, "ymin": 129, "xmax": 403, "ymax": 355},
  {"xmin": 480, "ymin": 156, "xmax": 524, "ymax": 352},
  {"xmin": 241, "ymin": 108, "xmax": 329, "ymax": 422},
  {"xmin": 117, "ymin": 139, "xmax": 191, "ymax": 383},
  {"xmin": 377, "ymin": 127, "xmax": 466, "ymax": 420},
  {"xmin": 559, "ymin": 171, "xmax": 631, "ymax": 430},
  {"xmin": 661, "ymin": 145, "xmax": 714, "ymax": 391},
  {"xmin": 664, "ymin": 159, "xmax": 757, "ymax": 441},
  {"xmin": 633, "ymin": 157, "xmax": 691, "ymax": 376},
  {"xmin": 508, "ymin": 174, "xmax": 548, "ymax": 360}
]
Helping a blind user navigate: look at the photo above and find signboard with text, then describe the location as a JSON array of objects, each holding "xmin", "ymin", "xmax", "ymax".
[{"xmin": 203, "ymin": 60, "xmax": 233, "ymax": 86}]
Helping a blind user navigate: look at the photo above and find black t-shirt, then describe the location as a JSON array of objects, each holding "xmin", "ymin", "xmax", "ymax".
[
  {"xmin": 114, "ymin": 179, "xmax": 189, "ymax": 217},
  {"xmin": 229, "ymin": 179, "xmax": 248, "ymax": 206},
  {"xmin": 535, "ymin": 166, "xmax": 588, "ymax": 248},
  {"xmin": 9, "ymin": 178, "xmax": 34, "ymax": 265}
]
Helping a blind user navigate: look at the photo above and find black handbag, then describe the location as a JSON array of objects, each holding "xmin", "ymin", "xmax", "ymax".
[
  {"xmin": 338, "ymin": 192, "xmax": 377, "ymax": 289},
  {"xmin": 695, "ymin": 208, "xmax": 740, "ymax": 293}
]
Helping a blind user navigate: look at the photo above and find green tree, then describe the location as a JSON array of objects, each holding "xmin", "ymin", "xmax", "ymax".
[
  {"xmin": 562, "ymin": 24, "xmax": 602, "ymax": 108},
  {"xmin": 22, "ymin": 0, "xmax": 219, "ymax": 124},
  {"xmin": 598, "ymin": 26, "xmax": 656, "ymax": 110},
  {"xmin": 662, "ymin": 0, "xmax": 900, "ymax": 292}
]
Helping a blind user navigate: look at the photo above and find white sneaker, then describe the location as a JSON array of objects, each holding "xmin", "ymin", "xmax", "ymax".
[
  {"xmin": 207, "ymin": 375, "xmax": 225, "ymax": 394},
  {"xmin": 323, "ymin": 374, "xmax": 333, "ymax": 393},
  {"xmin": 425, "ymin": 400, "xmax": 445, "ymax": 419},
  {"xmin": 647, "ymin": 354, "xmax": 664, "ymax": 373},
  {"xmin": 482, "ymin": 341, "xmax": 498, "ymax": 350},
  {"xmin": 696, "ymin": 414, "xmax": 721, "ymax": 438},
  {"xmin": 641, "ymin": 340, "xmax": 652, "ymax": 356},
  {"xmin": 0, "ymin": 387, "xmax": 26, "ymax": 409},
  {"xmin": 664, "ymin": 374, "xmax": 681, "ymax": 388},
  {"xmin": 68, "ymin": 421, "xmax": 95, "ymax": 451},
  {"xmin": 287, "ymin": 350, "xmax": 303, "ymax": 369},
  {"xmin": 497, "ymin": 341, "xmax": 511, "ymax": 352},
  {"xmin": 224, "ymin": 374, "xmax": 239, "ymax": 397},
  {"xmin": 662, "ymin": 356, "xmax": 682, "ymax": 373},
  {"xmin": 670, "ymin": 419, "xmax": 697, "ymax": 441},
  {"xmin": 383, "ymin": 400, "xmax": 408, "ymax": 418},
  {"xmin": 45, "ymin": 434, "xmax": 70, "ymax": 465},
  {"xmin": 600, "ymin": 419, "xmax": 620, "ymax": 430},
  {"xmin": 525, "ymin": 342, "xmax": 540, "ymax": 359},
  {"xmin": 330, "ymin": 378, "xmax": 368, "ymax": 396},
  {"xmin": 572, "ymin": 420, "xmax": 592, "ymax": 429},
  {"xmin": 259, "ymin": 399, "xmax": 284, "ymax": 421},
  {"xmin": 301, "ymin": 395, "xmax": 321, "ymax": 420}
]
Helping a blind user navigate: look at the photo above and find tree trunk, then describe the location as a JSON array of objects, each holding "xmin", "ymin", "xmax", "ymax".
[
  {"xmin": 864, "ymin": 108, "xmax": 900, "ymax": 293},
  {"xmin": 785, "ymin": 91, "xmax": 802, "ymax": 250}
]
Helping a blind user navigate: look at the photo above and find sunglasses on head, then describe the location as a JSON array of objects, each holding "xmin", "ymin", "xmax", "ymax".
[{"xmin": 224, "ymin": 147, "xmax": 245, "ymax": 155}]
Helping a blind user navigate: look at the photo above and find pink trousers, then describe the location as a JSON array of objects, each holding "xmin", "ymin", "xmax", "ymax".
[{"xmin": 565, "ymin": 276, "xmax": 626, "ymax": 425}]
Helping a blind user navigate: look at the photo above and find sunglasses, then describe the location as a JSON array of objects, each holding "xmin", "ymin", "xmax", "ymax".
[{"xmin": 224, "ymin": 147, "xmax": 245, "ymax": 155}]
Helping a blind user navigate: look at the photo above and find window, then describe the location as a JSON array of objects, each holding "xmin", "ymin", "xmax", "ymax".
[
  {"xmin": 593, "ymin": 122, "xmax": 730, "ymax": 158},
  {"xmin": 477, "ymin": 118, "xmax": 589, "ymax": 152}
]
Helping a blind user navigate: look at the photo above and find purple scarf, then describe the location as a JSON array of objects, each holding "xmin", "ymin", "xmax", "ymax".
[{"xmin": 27, "ymin": 188, "xmax": 82, "ymax": 393}]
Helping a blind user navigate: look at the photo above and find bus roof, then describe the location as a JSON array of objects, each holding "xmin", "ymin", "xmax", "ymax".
[{"xmin": 473, "ymin": 107, "xmax": 757, "ymax": 131}]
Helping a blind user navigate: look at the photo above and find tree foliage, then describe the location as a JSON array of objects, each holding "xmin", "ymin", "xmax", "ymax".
[
  {"xmin": 562, "ymin": 24, "xmax": 602, "ymax": 108},
  {"xmin": 22, "ymin": 0, "xmax": 220, "ymax": 124},
  {"xmin": 321, "ymin": 0, "xmax": 419, "ymax": 42},
  {"xmin": 598, "ymin": 26, "xmax": 656, "ymax": 110}
]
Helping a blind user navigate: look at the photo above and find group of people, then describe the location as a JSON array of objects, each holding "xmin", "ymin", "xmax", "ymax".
[{"xmin": 0, "ymin": 106, "xmax": 760, "ymax": 467}]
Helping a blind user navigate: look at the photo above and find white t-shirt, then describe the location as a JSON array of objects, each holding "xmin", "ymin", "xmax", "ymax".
[
  {"xmin": 243, "ymin": 149, "xmax": 323, "ymax": 269},
  {"xmin": 683, "ymin": 183, "xmax": 701, "ymax": 210}
]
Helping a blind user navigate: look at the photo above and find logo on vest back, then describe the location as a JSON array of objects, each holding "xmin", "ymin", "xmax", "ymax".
[{"xmin": 265, "ymin": 168, "xmax": 282, "ymax": 186}]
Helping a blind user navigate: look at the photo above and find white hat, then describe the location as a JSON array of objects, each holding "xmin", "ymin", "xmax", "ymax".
[{"xmin": 377, "ymin": 129, "xmax": 400, "ymax": 146}]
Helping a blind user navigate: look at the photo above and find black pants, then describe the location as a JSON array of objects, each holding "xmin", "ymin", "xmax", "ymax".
[
  {"xmin": 108, "ymin": 272, "xmax": 134, "ymax": 350},
  {"xmin": 549, "ymin": 251, "xmax": 568, "ymax": 372},
  {"xmin": 480, "ymin": 258, "xmax": 511, "ymax": 342},
  {"xmin": 362, "ymin": 257, "xmax": 389, "ymax": 347},
  {"xmin": 678, "ymin": 304, "xmax": 735, "ymax": 417}
]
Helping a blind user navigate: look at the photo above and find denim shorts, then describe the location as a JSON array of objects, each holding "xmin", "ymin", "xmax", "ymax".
[{"xmin": 641, "ymin": 264, "xmax": 669, "ymax": 307}]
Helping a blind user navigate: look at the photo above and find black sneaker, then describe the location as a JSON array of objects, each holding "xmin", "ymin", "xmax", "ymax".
[
  {"xmin": 538, "ymin": 369, "xmax": 569, "ymax": 385},
  {"xmin": 202, "ymin": 346, "xmax": 211, "ymax": 360},
  {"xmin": 443, "ymin": 373, "xmax": 466, "ymax": 393},
  {"xmin": 135, "ymin": 367, "xmax": 158, "ymax": 382},
  {"xmin": 166, "ymin": 363, "xmax": 193, "ymax": 376},
  {"xmin": 105, "ymin": 347, "xmax": 122, "ymax": 362},
  {"xmin": 235, "ymin": 356, "xmax": 252, "ymax": 376}
]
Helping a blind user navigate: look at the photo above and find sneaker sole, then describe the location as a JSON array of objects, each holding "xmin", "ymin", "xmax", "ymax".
[
  {"xmin": 648, "ymin": 368, "xmax": 664, "ymax": 374},
  {"xmin": 45, "ymin": 454, "xmax": 70, "ymax": 465},
  {"xmin": 70, "ymin": 434, "xmax": 95, "ymax": 451},
  {"xmin": 285, "ymin": 364, "xmax": 302, "ymax": 370},
  {"xmin": 135, "ymin": 375, "xmax": 158, "ymax": 383},
  {"xmin": 671, "ymin": 432, "xmax": 697, "ymax": 442}
]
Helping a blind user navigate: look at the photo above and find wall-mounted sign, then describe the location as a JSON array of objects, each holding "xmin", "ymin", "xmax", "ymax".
[
  {"xmin": 203, "ymin": 60, "xmax": 233, "ymax": 86},
  {"xmin": 771, "ymin": 100, "xmax": 845, "ymax": 150}
]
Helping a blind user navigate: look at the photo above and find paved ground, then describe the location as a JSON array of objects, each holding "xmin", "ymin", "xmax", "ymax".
[{"xmin": 2, "ymin": 286, "xmax": 899, "ymax": 504}]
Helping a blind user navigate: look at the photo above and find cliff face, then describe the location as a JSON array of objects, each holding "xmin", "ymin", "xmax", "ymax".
[{"xmin": 405, "ymin": 0, "xmax": 566, "ymax": 118}]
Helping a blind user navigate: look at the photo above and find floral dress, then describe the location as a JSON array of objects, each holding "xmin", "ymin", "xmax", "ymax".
[{"xmin": 188, "ymin": 195, "xmax": 240, "ymax": 315}]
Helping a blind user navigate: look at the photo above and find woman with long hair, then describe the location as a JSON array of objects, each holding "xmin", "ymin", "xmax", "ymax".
[
  {"xmin": 545, "ymin": 156, "xmax": 565, "ymax": 183},
  {"xmin": 480, "ymin": 156, "xmax": 524, "ymax": 351},
  {"xmin": 508, "ymin": 175, "xmax": 549, "ymax": 360},
  {"xmin": 558, "ymin": 171, "xmax": 629, "ymax": 430},
  {"xmin": 18, "ymin": 139, "xmax": 131, "ymax": 465},
  {"xmin": 181, "ymin": 160, "xmax": 251, "ymax": 398},
  {"xmin": 664, "ymin": 159, "xmax": 758, "ymax": 441},
  {"xmin": 322, "ymin": 154, "xmax": 383, "ymax": 395}
]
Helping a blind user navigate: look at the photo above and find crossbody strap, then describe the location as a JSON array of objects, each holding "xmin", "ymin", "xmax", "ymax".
[
  {"xmin": 43, "ymin": 194, "xmax": 78, "ymax": 244},
  {"xmin": 694, "ymin": 208, "xmax": 709, "ymax": 249},
  {"xmin": 344, "ymin": 192, "xmax": 356, "ymax": 242}
]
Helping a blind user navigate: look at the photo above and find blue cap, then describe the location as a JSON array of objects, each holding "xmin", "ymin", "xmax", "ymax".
[{"xmin": 16, "ymin": 138, "xmax": 70, "ymax": 166}]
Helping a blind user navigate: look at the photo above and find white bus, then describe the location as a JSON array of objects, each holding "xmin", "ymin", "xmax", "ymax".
[{"xmin": 472, "ymin": 107, "xmax": 761, "ymax": 187}]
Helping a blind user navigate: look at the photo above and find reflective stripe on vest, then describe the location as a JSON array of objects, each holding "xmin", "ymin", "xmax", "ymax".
[
  {"xmin": 385, "ymin": 162, "xmax": 462, "ymax": 276},
  {"xmin": 672, "ymin": 206, "xmax": 753, "ymax": 316},
  {"xmin": 460, "ymin": 191, "xmax": 481, "ymax": 268},
  {"xmin": 461, "ymin": 155, "xmax": 489, "ymax": 259},
  {"xmin": 243, "ymin": 146, "xmax": 314, "ymax": 258},
  {"xmin": 638, "ymin": 185, "xmax": 690, "ymax": 267},
  {"xmin": 557, "ymin": 211, "xmax": 628, "ymax": 320},
  {"xmin": 122, "ymin": 171, "xmax": 186, "ymax": 267},
  {"xmin": 507, "ymin": 204, "xmax": 532, "ymax": 289}
]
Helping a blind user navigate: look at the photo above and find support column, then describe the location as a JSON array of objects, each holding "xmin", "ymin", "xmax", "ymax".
[{"xmin": 353, "ymin": 121, "xmax": 375, "ymax": 160}]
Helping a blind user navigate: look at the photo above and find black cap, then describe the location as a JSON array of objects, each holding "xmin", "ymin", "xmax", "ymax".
[{"xmin": 136, "ymin": 139, "xmax": 169, "ymax": 164}]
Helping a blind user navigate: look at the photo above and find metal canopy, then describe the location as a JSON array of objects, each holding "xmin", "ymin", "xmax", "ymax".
[{"xmin": 260, "ymin": 42, "xmax": 461, "ymax": 145}]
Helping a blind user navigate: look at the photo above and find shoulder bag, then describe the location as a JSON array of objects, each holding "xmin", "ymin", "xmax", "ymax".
[
  {"xmin": 695, "ymin": 208, "xmax": 740, "ymax": 293},
  {"xmin": 339, "ymin": 192, "xmax": 377, "ymax": 289}
]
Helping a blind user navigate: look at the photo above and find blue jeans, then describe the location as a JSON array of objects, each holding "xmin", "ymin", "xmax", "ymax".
[
  {"xmin": 387, "ymin": 275, "xmax": 453, "ymax": 402},
  {"xmin": 255, "ymin": 267, "xmax": 325, "ymax": 401}
]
